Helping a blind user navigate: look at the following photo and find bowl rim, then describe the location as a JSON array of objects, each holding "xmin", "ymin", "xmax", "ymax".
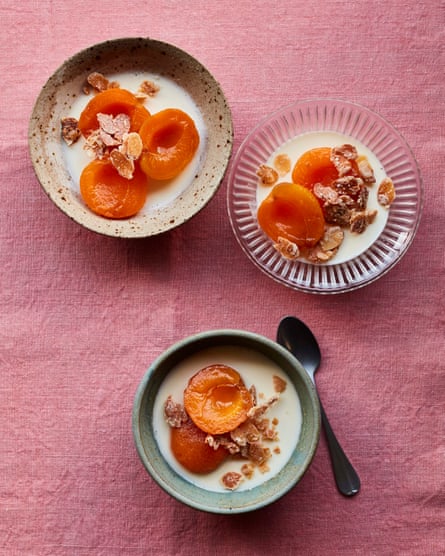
[
  {"xmin": 28, "ymin": 36, "xmax": 233, "ymax": 238},
  {"xmin": 132, "ymin": 328, "xmax": 321, "ymax": 514},
  {"xmin": 227, "ymin": 97, "xmax": 423, "ymax": 294}
]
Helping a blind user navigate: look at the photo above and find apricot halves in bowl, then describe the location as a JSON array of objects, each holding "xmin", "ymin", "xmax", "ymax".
[
  {"xmin": 170, "ymin": 419, "xmax": 228, "ymax": 474},
  {"xmin": 291, "ymin": 147, "xmax": 339, "ymax": 189},
  {"xmin": 257, "ymin": 182, "xmax": 325, "ymax": 248},
  {"xmin": 80, "ymin": 158, "xmax": 149, "ymax": 219},
  {"xmin": 139, "ymin": 108, "xmax": 199, "ymax": 180},
  {"xmin": 184, "ymin": 364, "xmax": 253, "ymax": 435}
]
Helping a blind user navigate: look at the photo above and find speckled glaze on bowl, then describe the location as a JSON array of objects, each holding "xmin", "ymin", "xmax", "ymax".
[
  {"xmin": 28, "ymin": 38, "xmax": 233, "ymax": 238},
  {"xmin": 132, "ymin": 330, "xmax": 320, "ymax": 514}
]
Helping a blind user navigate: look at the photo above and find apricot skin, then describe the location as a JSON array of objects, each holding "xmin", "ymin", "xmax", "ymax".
[
  {"xmin": 79, "ymin": 159, "xmax": 149, "ymax": 219},
  {"xmin": 170, "ymin": 419, "xmax": 227, "ymax": 474},
  {"xmin": 291, "ymin": 147, "xmax": 339, "ymax": 189},
  {"xmin": 183, "ymin": 365, "xmax": 253, "ymax": 435},
  {"xmin": 139, "ymin": 108, "xmax": 199, "ymax": 180},
  {"xmin": 257, "ymin": 182, "xmax": 325, "ymax": 248}
]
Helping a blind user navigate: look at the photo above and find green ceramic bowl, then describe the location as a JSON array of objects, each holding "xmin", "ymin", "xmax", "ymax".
[{"xmin": 132, "ymin": 330, "xmax": 320, "ymax": 513}]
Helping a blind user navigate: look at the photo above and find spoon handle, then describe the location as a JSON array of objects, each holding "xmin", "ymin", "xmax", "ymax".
[{"xmin": 318, "ymin": 399, "xmax": 360, "ymax": 496}]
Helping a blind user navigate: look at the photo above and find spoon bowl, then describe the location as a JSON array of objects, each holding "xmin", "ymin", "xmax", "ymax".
[
  {"xmin": 277, "ymin": 317, "xmax": 321, "ymax": 382},
  {"xmin": 277, "ymin": 316, "xmax": 360, "ymax": 497}
]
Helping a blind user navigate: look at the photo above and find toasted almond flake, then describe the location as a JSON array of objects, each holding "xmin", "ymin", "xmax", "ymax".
[
  {"xmin": 83, "ymin": 130, "xmax": 106, "ymax": 159},
  {"xmin": 273, "ymin": 375, "xmax": 287, "ymax": 393},
  {"xmin": 241, "ymin": 463, "xmax": 255, "ymax": 479},
  {"xmin": 221, "ymin": 471, "xmax": 243, "ymax": 490},
  {"xmin": 356, "ymin": 186, "xmax": 369, "ymax": 209},
  {"xmin": 112, "ymin": 114, "xmax": 131, "ymax": 141},
  {"xmin": 314, "ymin": 183, "xmax": 339, "ymax": 203},
  {"xmin": 87, "ymin": 72, "xmax": 114, "ymax": 92},
  {"xmin": 230, "ymin": 421, "xmax": 261, "ymax": 446},
  {"xmin": 331, "ymin": 144, "xmax": 357, "ymax": 176},
  {"xmin": 307, "ymin": 246, "xmax": 338, "ymax": 263},
  {"xmin": 97, "ymin": 112, "xmax": 131, "ymax": 140},
  {"xmin": 247, "ymin": 395, "xmax": 279, "ymax": 421},
  {"xmin": 120, "ymin": 132, "xmax": 143, "ymax": 160},
  {"xmin": 139, "ymin": 79, "xmax": 160, "ymax": 97},
  {"xmin": 332, "ymin": 144, "xmax": 358, "ymax": 160},
  {"xmin": 249, "ymin": 384, "xmax": 257, "ymax": 406},
  {"xmin": 257, "ymin": 164, "xmax": 279, "ymax": 186},
  {"xmin": 333, "ymin": 175, "xmax": 364, "ymax": 196},
  {"xmin": 349, "ymin": 209, "xmax": 378, "ymax": 234},
  {"xmin": 110, "ymin": 149, "xmax": 135, "ymax": 179},
  {"xmin": 61, "ymin": 117, "xmax": 81, "ymax": 146},
  {"xmin": 258, "ymin": 461, "xmax": 271, "ymax": 474},
  {"xmin": 378, "ymin": 177, "xmax": 396, "ymax": 207},
  {"xmin": 274, "ymin": 237, "xmax": 300, "ymax": 260},
  {"xmin": 319, "ymin": 225, "xmax": 344, "ymax": 251},
  {"xmin": 248, "ymin": 442, "xmax": 270, "ymax": 466},
  {"xmin": 274, "ymin": 153, "xmax": 291, "ymax": 176},
  {"xmin": 357, "ymin": 155, "xmax": 375, "ymax": 184},
  {"xmin": 164, "ymin": 396, "xmax": 188, "ymax": 428},
  {"xmin": 99, "ymin": 129, "xmax": 121, "ymax": 147}
]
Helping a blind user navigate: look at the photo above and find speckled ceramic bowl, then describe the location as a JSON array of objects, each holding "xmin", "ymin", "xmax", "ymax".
[
  {"xmin": 132, "ymin": 330, "xmax": 320, "ymax": 514},
  {"xmin": 29, "ymin": 38, "xmax": 233, "ymax": 238}
]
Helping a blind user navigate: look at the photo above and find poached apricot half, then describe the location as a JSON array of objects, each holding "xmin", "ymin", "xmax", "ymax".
[
  {"xmin": 170, "ymin": 418, "xmax": 228, "ymax": 474},
  {"xmin": 79, "ymin": 158, "xmax": 149, "ymax": 219},
  {"xmin": 78, "ymin": 88, "xmax": 150, "ymax": 137},
  {"xmin": 139, "ymin": 108, "xmax": 199, "ymax": 180},
  {"xmin": 184, "ymin": 365, "xmax": 253, "ymax": 435},
  {"xmin": 257, "ymin": 182, "xmax": 325, "ymax": 247},
  {"xmin": 291, "ymin": 147, "xmax": 339, "ymax": 189}
]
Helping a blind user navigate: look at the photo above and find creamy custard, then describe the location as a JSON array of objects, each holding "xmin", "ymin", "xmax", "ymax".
[
  {"xmin": 153, "ymin": 346, "xmax": 302, "ymax": 493},
  {"xmin": 62, "ymin": 72, "xmax": 207, "ymax": 213},
  {"xmin": 256, "ymin": 131, "xmax": 390, "ymax": 265}
]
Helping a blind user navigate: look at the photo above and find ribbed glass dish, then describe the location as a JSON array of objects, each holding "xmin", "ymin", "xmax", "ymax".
[{"xmin": 227, "ymin": 99, "xmax": 423, "ymax": 294}]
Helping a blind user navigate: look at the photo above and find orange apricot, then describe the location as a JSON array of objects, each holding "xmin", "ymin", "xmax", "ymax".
[
  {"xmin": 78, "ymin": 88, "xmax": 150, "ymax": 137},
  {"xmin": 257, "ymin": 182, "xmax": 325, "ymax": 247},
  {"xmin": 79, "ymin": 158, "xmax": 149, "ymax": 219},
  {"xmin": 170, "ymin": 418, "xmax": 228, "ymax": 474},
  {"xmin": 139, "ymin": 108, "xmax": 199, "ymax": 180},
  {"xmin": 291, "ymin": 147, "xmax": 339, "ymax": 189},
  {"xmin": 184, "ymin": 365, "xmax": 253, "ymax": 435}
]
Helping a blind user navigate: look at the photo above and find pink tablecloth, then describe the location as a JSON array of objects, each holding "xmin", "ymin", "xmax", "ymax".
[{"xmin": 1, "ymin": 1, "xmax": 444, "ymax": 554}]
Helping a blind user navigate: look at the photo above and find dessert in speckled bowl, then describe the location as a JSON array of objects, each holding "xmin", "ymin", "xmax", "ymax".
[
  {"xmin": 132, "ymin": 330, "xmax": 320, "ymax": 514},
  {"xmin": 29, "ymin": 37, "xmax": 233, "ymax": 238}
]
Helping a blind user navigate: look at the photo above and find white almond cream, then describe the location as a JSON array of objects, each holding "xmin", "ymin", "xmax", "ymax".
[
  {"xmin": 153, "ymin": 345, "xmax": 302, "ymax": 493},
  {"xmin": 256, "ymin": 131, "xmax": 390, "ymax": 265},
  {"xmin": 62, "ymin": 71, "xmax": 207, "ymax": 213}
]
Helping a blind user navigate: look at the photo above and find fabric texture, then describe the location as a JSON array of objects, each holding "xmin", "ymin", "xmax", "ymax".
[{"xmin": 1, "ymin": 1, "xmax": 444, "ymax": 554}]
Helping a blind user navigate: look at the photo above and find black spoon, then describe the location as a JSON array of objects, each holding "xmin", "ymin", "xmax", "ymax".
[{"xmin": 277, "ymin": 316, "xmax": 360, "ymax": 497}]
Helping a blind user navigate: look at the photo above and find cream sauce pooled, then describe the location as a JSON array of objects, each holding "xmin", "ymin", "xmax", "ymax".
[
  {"xmin": 62, "ymin": 72, "xmax": 207, "ymax": 213},
  {"xmin": 153, "ymin": 346, "xmax": 302, "ymax": 493},
  {"xmin": 256, "ymin": 131, "xmax": 390, "ymax": 265}
]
